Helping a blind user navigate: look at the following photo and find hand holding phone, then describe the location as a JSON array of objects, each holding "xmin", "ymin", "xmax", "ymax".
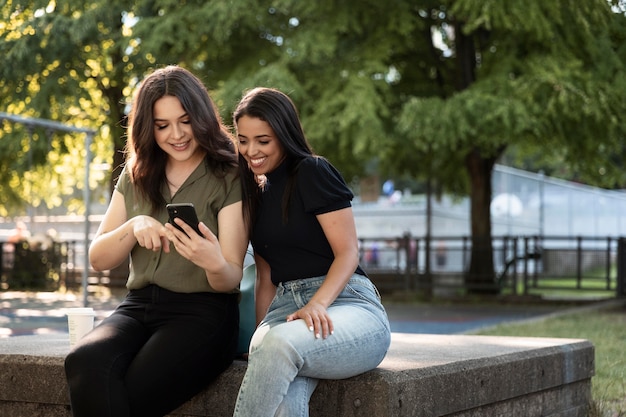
[{"xmin": 166, "ymin": 203, "xmax": 202, "ymax": 237}]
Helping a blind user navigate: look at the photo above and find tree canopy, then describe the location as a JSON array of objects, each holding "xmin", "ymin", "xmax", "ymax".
[{"xmin": 2, "ymin": 0, "xmax": 625, "ymax": 291}]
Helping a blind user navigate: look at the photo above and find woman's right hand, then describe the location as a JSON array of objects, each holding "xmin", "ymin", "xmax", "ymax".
[
  {"xmin": 133, "ymin": 215, "xmax": 170, "ymax": 253},
  {"xmin": 91, "ymin": 209, "xmax": 169, "ymax": 271}
]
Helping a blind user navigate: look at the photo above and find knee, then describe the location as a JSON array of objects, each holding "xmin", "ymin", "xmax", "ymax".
[
  {"xmin": 250, "ymin": 326, "xmax": 302, "ymax": 363},
  {"xmin": 65, "ymin": 346, "xmax": 82, "ymax": 374},
  {"xmin": 64, "ymin": 344, "xmax": 94, "ymax": 380},
  {"xmin": 65, "ymin": 339, "xmax": 115, "ymax": 380},
  {"xmin": 64, "ymin": 345, "xmax": 92, "ymax": 392}
]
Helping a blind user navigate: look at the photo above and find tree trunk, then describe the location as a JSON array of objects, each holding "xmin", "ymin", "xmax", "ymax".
[
  {"xmin": 464, "ymin": 149, "xmax": 499, "ymax": 294},
  {"xmin": 454, "ymin": 20, "xmax": 500, "ymax": 295}
]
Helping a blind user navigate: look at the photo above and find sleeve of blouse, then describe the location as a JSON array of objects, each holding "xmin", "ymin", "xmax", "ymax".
[
  {"xmin": 221, "ymin": 169, "xmax": 243, "ymax": 208},
  {"xmin": 297, "ymin": 157, "xmax": 354, "ymax": 215},
  {"xmin": 114, "ymin": 165, "xmax": 130, "ymax": 196}
]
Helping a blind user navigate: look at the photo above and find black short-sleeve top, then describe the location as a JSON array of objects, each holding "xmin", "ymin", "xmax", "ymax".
[{"xmin": 251, "ymin": 156, "xmax": 367, "ymax": 285}]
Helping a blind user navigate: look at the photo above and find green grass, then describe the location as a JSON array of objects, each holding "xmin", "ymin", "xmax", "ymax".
[
  {"xmin": 472, "ymin": 303, "xmax": 626, "ymax": 417},
  {"xmin": 501, "ymin": 275, "xmax": 617, "ymax": 299}
]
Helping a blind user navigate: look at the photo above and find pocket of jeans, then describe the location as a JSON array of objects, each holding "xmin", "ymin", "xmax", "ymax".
[{"xmin": 344, "ymin": 280, "xmax": 385, "ymax": 312}]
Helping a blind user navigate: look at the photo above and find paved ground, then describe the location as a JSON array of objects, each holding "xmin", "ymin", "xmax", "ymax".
[
  {"xmin": 383, "ymin": 301, "xmax": 571, "ymax": 334},
  {"xmin": 1, "ymin": 286, "xmax": 602, "ymax": 338},
  {"xmin": 0, "ymin": 288, "xmax": 123, "ymax": 338}
]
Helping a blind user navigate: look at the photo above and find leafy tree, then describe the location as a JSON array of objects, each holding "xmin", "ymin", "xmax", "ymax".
[
  {"xmin": 137, "ymin": 0, "xmax": 626, "ymax": 293},
  {"xmin": 1, "ymin": 0, "xmax": 157, "ymax": 280},
  {"xmin": 392, "ymin": 0, "xmax": 626, "ymax": 292},
  {"xmin": 0, "ymin": 0, "xmax": 154, "ymax": 216},
  {"xmin": 1, "ymin": 0, "xmax": 624, "ymax": 295}
]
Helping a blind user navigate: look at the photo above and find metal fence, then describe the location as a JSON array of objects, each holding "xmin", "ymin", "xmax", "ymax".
[
  {"xmin": 0, "ymin": 240, "xmax": 107, "ymax": 291},
  {"xmin": 353, "ymin": 165, "xmax": 626, "ymax": 240},
  {"xmin": 359, "ymin": 234, "xmax": 626, "ymax": 297},
  {"xmin": 2, "ymin": 235, "xmax": 625, "ymax": 299},
  {"xmin": 492, "ymin": 165, "xmax": 626, "ymax": 237}
]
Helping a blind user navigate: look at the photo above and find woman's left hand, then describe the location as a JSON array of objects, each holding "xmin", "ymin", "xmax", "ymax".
[
  {"xmin": 164, "ymin": 219, "xmax": 224, "ymax": 272},
  {"xmin": 286, "ymin": 301, "xmax": 334, "ymax": 339}
]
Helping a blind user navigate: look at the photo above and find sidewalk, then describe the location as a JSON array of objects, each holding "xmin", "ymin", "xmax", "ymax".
[
  {"xmin": 0, "ymin": 287, "xmax": 123, "ymax": 337},
  {"xmin": 1, "ymin": 287, "xmax": 601, "ymax": 338}
]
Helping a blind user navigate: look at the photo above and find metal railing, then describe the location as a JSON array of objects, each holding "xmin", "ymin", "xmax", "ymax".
[
  {"xmin": 359, "ymin": 234, "xmax": 626, "ymax": 297},
  {"xmin": 3, "ymin": 236, "xmax": 625, "ymax": 299},
  {"xmin": 0, "ymin": 240, "xmax": 108, "ymax": 291}
]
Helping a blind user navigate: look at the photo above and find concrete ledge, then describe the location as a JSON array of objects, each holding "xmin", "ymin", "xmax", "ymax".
[{"xmin": 0, "ymin": 333, "xmax": 594, "ymax": 417}]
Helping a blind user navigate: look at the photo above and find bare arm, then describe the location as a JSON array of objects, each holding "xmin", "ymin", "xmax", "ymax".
[
  {"xmin": 285, "ymin": 206, "xmax": 360, "ymax": 338},
  {"xmin": 253, "ymin": 254, "xmax": 276, "ymax": 326},
  {"xmin": 164, "ymin": 201, "xmax": 248, "ymax": 292},
  {"xmin": 89, "ymin": 190, "xmax": 169, "ymax": 271}
]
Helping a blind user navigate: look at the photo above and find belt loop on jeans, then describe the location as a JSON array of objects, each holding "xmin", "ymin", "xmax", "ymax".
[{"xmin": 276, "ymin": 282, "xmax": 285, "ymax": 296}]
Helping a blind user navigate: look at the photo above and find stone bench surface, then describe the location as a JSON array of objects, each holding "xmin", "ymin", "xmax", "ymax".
[{"xmin": 0, "ymin": 333, "xmax": 594, "ymax": 417}]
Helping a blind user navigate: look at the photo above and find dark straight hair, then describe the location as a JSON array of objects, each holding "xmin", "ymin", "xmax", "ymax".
[{"xmin": 233, "ymin": 87, "xmax": 316, "ymax": 231}]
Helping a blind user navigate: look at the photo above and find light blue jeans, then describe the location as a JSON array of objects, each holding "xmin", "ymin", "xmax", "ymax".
[{"xmin": 233, "ymin": 274, "xmax": 391, "ymax": 417}]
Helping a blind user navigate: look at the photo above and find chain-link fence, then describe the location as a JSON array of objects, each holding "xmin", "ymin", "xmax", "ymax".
[{"xmin": 354, "ymin": 164, "xmax": 626, "ymax": 239}]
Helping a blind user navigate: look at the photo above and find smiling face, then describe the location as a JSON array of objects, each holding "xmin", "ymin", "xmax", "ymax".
[
  {"xmin": 153, "ymin": 95, "xmax": 204, "ymax": 164},
  {"xmin": 236, "ymin": 115, "xmax": 286, "ymax": 176}
]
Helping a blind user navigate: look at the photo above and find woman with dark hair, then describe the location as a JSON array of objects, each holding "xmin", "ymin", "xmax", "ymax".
[
  {"xmin": 64, "ymin": 65, "xmax": 248, "ymax": 417},
  {"xmin": 232, "ymin": 87, "xmax": 391, "ymax": 417}
]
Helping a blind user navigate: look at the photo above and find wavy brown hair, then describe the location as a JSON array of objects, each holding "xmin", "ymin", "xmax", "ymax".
[{"xmin": 124, "ymin": 65, "xmax": 238, "ymax": 213}]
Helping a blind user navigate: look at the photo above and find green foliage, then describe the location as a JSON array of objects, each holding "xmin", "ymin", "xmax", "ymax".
[
  {"xmin": 0, "ymin": 0, "xmax": 143, "ymax": 215},
  {"xmin": 0, "ymin": 0, "xmax": 624, "ymax": 242},
  {"xmin": 502, "ymin": 2, "xmax": 626, "ymax": 187}
]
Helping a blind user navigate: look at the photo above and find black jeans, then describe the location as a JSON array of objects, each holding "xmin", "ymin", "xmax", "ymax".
[{"xmin": 64, "ymin": 285, "xmax": 239, "ymax": 417}]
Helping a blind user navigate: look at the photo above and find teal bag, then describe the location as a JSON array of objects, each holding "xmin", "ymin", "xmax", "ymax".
[{"xmin": 237, "ymin": 263, "xmax": 256, "ymax": 356}]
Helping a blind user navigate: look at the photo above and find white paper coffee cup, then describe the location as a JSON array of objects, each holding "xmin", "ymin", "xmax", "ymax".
[{"xmin": 66, "ymin": 307, "xmax": 95, "ymax": 348}]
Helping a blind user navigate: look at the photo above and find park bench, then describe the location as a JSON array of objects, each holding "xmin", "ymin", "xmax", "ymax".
[{"xmin": 0, "ymin": 332, "xmax": 593, "ymax": 417}]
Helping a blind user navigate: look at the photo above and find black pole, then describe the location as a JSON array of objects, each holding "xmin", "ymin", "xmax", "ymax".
[{"xmin": 617, "ymin": 238, "xmax": 626, "ymax": 297}]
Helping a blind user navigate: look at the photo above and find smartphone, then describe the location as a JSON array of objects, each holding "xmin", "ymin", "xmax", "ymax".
[{"xmin": 166, "ymin": 203, "xmax": 202, "ymax": 237}]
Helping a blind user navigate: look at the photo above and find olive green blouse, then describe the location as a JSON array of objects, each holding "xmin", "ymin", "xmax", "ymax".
[{"xmin": 115, "ymin": 161, "xmax": 242, "ymax": 293}]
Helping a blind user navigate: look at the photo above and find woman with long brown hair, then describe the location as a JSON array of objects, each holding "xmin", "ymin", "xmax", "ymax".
[{"xmin": 65, "ymin": 65, "xmax": 248, "ymax": 417}]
